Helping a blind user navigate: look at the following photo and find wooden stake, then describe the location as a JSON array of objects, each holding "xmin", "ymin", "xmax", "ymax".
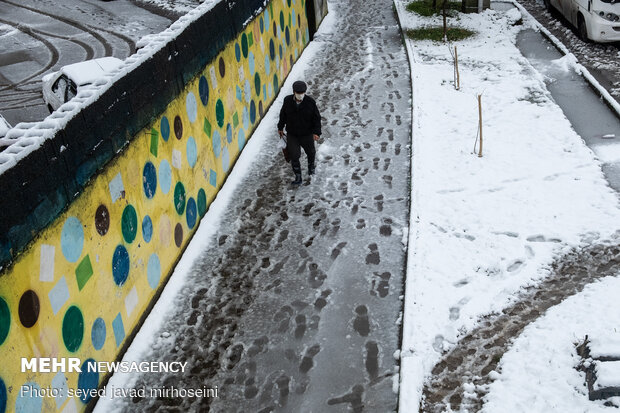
[
  {"xmin": 478, "ymin": 94, "xmax": 483, "ymax": 157},
  {"xmin": 455, "ymin": 46, "xmax": 460, "ymax": 90}
]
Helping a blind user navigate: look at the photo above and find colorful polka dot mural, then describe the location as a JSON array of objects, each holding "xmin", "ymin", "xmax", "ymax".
[{"xmin": 0, "ymin": 0, "xmax": 318, "ymax": 410}]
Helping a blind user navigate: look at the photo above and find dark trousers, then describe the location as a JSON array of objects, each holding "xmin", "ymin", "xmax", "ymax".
[{"xmin": 288, "ymin": 134, "xmax": 315, "ymax": 174}]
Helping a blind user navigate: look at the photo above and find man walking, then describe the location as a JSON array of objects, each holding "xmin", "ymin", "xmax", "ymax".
[{"xmin": 278, "ymin": 80, "xmax": 322, "ymax": 185}]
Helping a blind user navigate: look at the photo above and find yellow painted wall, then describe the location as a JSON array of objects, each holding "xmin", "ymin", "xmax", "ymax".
[{"xmin": 0, "ymin": 0, "xmax": 313, "ymax": 411}]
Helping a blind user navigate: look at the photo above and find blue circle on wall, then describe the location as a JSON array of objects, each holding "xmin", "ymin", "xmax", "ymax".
[
  {"xmin": 279, "ymin": 44, "xmax": 283, "ymax": 59},
  {"xmin": 186, "ymin": 92, "xmax": 197, "ymax": 123},
  {"xmin": 222, "ymin": 147, "xmax": 230, "ymax": 173},
  {"xmin": 143, "ymin": 161, "xmax": 157, "ymax": 199},
  {"xmin": 159, "ymin": 159, "xmax": 172, "ymax": 195},
  {"xmin": 264, "ymin": 55, "xmax": 270, "ymax": 75},
  {"xmin": 61, "ymin": 217, "xmax": 84, "ymax": 263},
  {"xmin": 265, "ymin": 9, "xmax": 270, "ymax": 25},
  {"xmin": 161, "ymin": 116, "xmax": 170, "ymax": 142},
  {"xmin": 142, "ymin": 215, "xmax": 153, "ymax": 243},
  {"xmin": 244, "ymin": 80, "xmax": 251, "ymax": 103},
  {"xmin": 212, "ymin": 130, "xmax": 222, "ymax": 158},
  {"xmin": 260, "ymin": 16, "xmax": 264, "ymax": 33},
  {"xmin": 147, "ymin": 253, "xmax": 161, "ymax": 290},
  {"xmin": 186, "ymin": 197, "xmax": 197, "ymax": 229},
  {"xmin": 112, "ymin": 245, "xmax": 130, "ymax": 286},
  {"xmin": 199, "ymin": 76, "xmax": 209, "ymax": 106},
  {"xmin": 249, "ymin": 52, "xmax": 255, "ymax": 74},
  {"xmin": 77, "ymin": 360, "xmax": 99, "ymax": 404},
  {"xmin": 238, "ymin": 129, "xmax": 246, "ymax": 151},
  {"xmin": 226, "ymin": 123, "xmax": 232, "ymax": 144},
  {"xmin": 269, "ymin": 39, "xmax": 275, "ymax": 60},
  {"xmin": 91, "ymin": 318, "xmax": 106, "ymax": 350},
  {"xmin": 285, "ymin": 27, "xmax": 290, "ymax": 45},
  {"xmin": 235, "ymin": 43, "xmax": 241, "ymax": 62},
  {"xmin": 0, "ymin": 377, "xmax": 6, "ymax": 413},
  {"xmin": 242, "ymin": 107, "xmax": 249, "ymax": 130},
  {"xmin": 292, "ymin": 9, "xmax": 297, "ymax": 27},
  {"xmin": 187, "ymin": 137, "xmax": 197, "ymax": 168},
  {"xmin": 250, "ymin": 101, "xmax": 256, "ymax": 124},
  {"xmin": 15, "ymin": 382, "xmax": 42, "ymax": 413}
]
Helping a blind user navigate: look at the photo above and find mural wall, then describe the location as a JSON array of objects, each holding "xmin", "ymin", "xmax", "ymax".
[{"xmin": 0, "ymin": 0, "xmax": 323, "ymax": 411}]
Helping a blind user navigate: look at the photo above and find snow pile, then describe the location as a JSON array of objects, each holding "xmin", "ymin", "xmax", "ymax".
[{"xmin": 395, "ymin": 2, "xmax": 620, "ymax": 410}]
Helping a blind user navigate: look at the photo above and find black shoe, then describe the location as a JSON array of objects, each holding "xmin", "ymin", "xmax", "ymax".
[
  {"xmin": 292, "ymin": 173, "xmax": 302, "ymax": 185},
  {"xmin": 308, "ymin": 166, "xmax": 315, "ymax": 175}
]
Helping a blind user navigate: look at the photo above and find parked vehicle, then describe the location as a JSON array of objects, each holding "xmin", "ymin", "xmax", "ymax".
[
  {"xmin": 42, "ymin": 57, "xmax": 124, "ymax": 112},
  {"xmin": 544, "ymin": 0, "xmax": 620, "ymax": 42}
]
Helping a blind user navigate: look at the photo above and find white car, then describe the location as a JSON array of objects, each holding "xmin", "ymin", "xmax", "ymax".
[
  {"xmin": 42, "ymin": 57, "xmax": 124, "ymax": 112},
  {"xmin": 545, "ymin": 0, "xmax": 620, "ymax": 42}
]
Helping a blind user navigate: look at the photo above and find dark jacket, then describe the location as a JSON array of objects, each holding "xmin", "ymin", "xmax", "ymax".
[{"xmin": 277, "ymin": 95, "xmax": 322, "ymax": 137}]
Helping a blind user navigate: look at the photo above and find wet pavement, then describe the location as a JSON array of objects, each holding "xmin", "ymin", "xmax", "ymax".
[{"xmin": 103, "ymin": 0, "xmax": 411, "ymax": 411}]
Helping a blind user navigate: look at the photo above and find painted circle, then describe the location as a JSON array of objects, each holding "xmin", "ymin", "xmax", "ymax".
[
  {"xmin": 62, "ymin": 305, "xmax": 84, "ymax": 352},
  {"xmin": 142, "ymin": 215, "xmax": 153, "ymax": 243},
  {"xmin": 197, "ymin": 189, "xmax": 207, "ymax": 217},
  {"xmin": 250, "ymin": 100, "xmax": 256, "ymax": 124},
  {"xmin": 174, "ymin": 182, "xmax": 186, "ymax": 215},
  {"xmin": 186, "ymin": 197, "xmax": 197, "ymax": 229},
  {"xmin": 0, "ymin": 298, "xmax": 10, "ymax": 346},
  {"xmin": 199, "ymin": 76, "xmax": 209, "ymax": 105},
  {"xmin": 0, "ymin": 377, "xmax": 6, "ymax": 413},
  {"xmin": 186, "ymin": 92, "xmax": 198, "ymax": 123},
  {"xmin": 242, "ymin": 107, "xmax": 249, "ymax": 130},
  {"xmin": 95, "ymin": 204, "xmax": 110, "ymax": 236},
  {"xmin": 112, "ymin": 245, "xmax": 130, "ymax": 286},
  {"xmin": 222, "ymin": 147, "xmax": 230, "ymax": 173},
  {"xmin": 292, "ymin": 8, "xmax": 297, "ymax": 26},
  {"xmin": 174, "ymin": 115, "xmax": 183, "ymax": 140},
  {"xmin": 285, "ymin": 26, "xmax": 290, "ymax": 45},
  {"xmin": 238, "ymin": 129, "xmax": 246, "ymax": 151},
  {"xmin": 77, "ymin": 359, "xmax": 99, "ymax": 404},
  {"xmin": 273, "ymin": 74, "xmax": 279, "ymax": 94},
  {"xmin": 269, "ymin": 39, "xmax": 276, "ymax": 60},
  {"xmin": 225, "ymin": 123, "xmax": 232, "ymax": 144},
  {"xmin": 61, "ymin": 217, "xmax": 84, "ymax": 263},
  {"xmin": 279, "ymin": 44, "xmax": 283, "ymax": 60},
  {"xmin": 296, "ymin": 28, "xmax": 300, "ymax": 42},
  {"xmin": 121, "ymin": 205, "xmax": 138, "ymax": 244},
  {"xmin": 91, "ymin": 318, "xmax": 106, "ymax": 350},
  {"xmin": 241, "ymin": 33, "xmax": 249, "ymax": 58},
  {"xmin": 143, "ymin": 161, "xmax": 157, "ymax": 199},
  {"xmin": 15, "ymin": 382, "xmax": 42, "ymax": 413},
  {"xmin": 159, "ymin": 159, "xmax": 172, "ymax": 195},
  {"xmin": 212, "ymin": 130, "xmax": 222, "ymax": 158},
  {"xmin": 265, "ymin": 9, "xmax": 270, "ymax": 24},
  {"xmin": 161, "ymin": 116, "xmax": 170, "ymax": 142},
  {"xmin": 249, "ymin": 52, "xmax": 255, "ymax": 74},
  {"xmin": 259, "ymin": 101, "xmax": 264, "ymax": 117},
  {"xmin": 260, "ymin": 16, "xmax": 264, "ymax": 33},
  {"xmin": 287, "ymin": 0, "xmax": 291, "ymax": 7},
  {"xmin": 18, "ymin": 290, "xmax": 39, "ymax": 328},
  {"xmin": 187, "ymin": 137, "xmax": 197, "ymax": 168},
  {"xmin": 174, "ymin": 223, "xmax": 183, "ymax": 248},
  {"xmin": 215, "ymin": 99, "xmax": 225, "ymax": 127},
  {"xmin": 265, "ymin": 54, "xmax": 270, "ymax": 75},
  {"xmin": 235, "ymin": 43, "xmax": 241, "ymax": 62},
  {"xmin": 147, "ymin": 254, "xmax": 161, "ymax": 289},
  {"xmin": 273, "ymin": 21, "xmax": 277, "ymax": 37},
  {"xmin": 254, "ymin": 73, "xmax": 261, "ymax": 96},
  {"xmin": 244, "ymin": 80, "xmax": 251, "ymax": 103},
  {"xmin": 218, "ymin": 57, "xmax": 225, "ymax": 77}
]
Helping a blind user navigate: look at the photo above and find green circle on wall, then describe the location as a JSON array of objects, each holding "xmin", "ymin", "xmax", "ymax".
[
  {"xmin": 197, "ymin": 189, "xmax": 207, "ymax": 218},
  {"xmin": 174, "ymin": 182, "xmax": 186, "ymax": 215},
  {"xmin": 62, "ymin": 306, "xmax": 84, "ymax": 353},
  {"xmin": 287, "ymin": 0, "xmax": 291, "ymax": 6},
  {"xmin": 121, "ymin": 205, "xmax": 138, "ymax": 244},
  {"xmin": 254, "ymin": 73, "xmax": 261, "ymax": 96},
  {"xmin": 0, "ymin": 297, "xmax": 10, "ymax": 346},
  {"xmin": 279, "ymin": 11, "xmax": 285, "ymax": 30},
  {"xmin": 241, "ymin": 33, "xmax": 249, "ymax": 58},
  {"xmin": 215, "ymin": 99, "xmax": 225, "ymax": 128}
]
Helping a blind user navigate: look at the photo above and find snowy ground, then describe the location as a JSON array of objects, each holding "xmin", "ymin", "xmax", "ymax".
[{"xmin": 395, "ymin": 2, "xmax": 620, "ymax": 412}]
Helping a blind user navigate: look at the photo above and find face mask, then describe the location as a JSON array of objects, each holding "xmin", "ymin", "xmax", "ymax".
[{"xmin": 294, "ymin": 92, "xmax": 305, "ymax": 101}]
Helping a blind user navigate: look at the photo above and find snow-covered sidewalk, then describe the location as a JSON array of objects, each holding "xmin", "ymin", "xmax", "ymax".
[{"xmin": 395, "ymin": 2, "xmax": 620, "ymax": 411}]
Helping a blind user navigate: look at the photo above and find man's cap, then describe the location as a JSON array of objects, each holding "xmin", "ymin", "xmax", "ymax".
[{"xmin": 292, "ymin": 81, "xmax": 307, "ymax": 93}]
